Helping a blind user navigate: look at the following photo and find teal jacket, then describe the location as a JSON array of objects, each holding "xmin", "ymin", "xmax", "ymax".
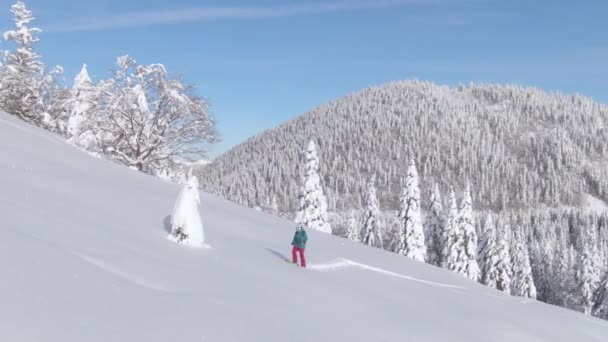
[{"xmin": 292, "ymin": 229, "xmax": 308, "ymax": 249}]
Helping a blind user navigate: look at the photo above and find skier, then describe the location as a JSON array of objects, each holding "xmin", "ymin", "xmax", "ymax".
[{"xmin": 291, "ymin": 225, "xmax": 308, "ymax": 267}]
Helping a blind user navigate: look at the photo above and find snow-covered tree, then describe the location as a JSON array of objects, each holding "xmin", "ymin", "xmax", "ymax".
[
  {"xmin": 458, "ymin": 186, "xmax": 480, "ymax": 280},
  {"xmin": 65, "ymin": 64, "xmax": 100, "ymax": 142},
  {"xmin": 424, "ymin": 183, "xmax": 445, "ymax": 266},
  {"xmin": 443, "ymin": 189, "xmax": 459, "ymax": 269},
  {"xmin": 395, "ymin": 159, "xmax": 425, "ymax": 261},
  {"xmin": 295, "ymin": 141, "xmax": 332, "ymax": 233},
  {"xmin": 169, "ymin": 171, "xmax": 205, "ymax": 247},
  {"xmin": 362, "ymin": 176, "xmax": 383, "ymax": 248},
  {"xmin": 445, "ymin": 186, "xmax": 480, "ymax": 280},
  {"xmin": 494, "ymin": 224, "xmax": 513, "ymax": 293},
  {"xmin": 551, "ymin": 230, "xmax": 577, "ymax": 308},
  {"xmin": 511, "ymin": 226, "xmax": 537, "ymax": 299},
  {"xmin": 479, "ymin": 214, "xmax": 500, "ymax": 289},
  {"xmin": 270, "ymin": 196, "xmax": 279, "ymax": 214},
  {"xmin": 345, "ymin": 210, "xmax": 360, "ymax": 242},
  {"xmin": 0, "ymin": 1, "xmax": 58, "ymax": 127},
  {"xmin": 576, "ymin": 225, "xmax": 601, "ymax": 314},
  {"xmin": 89, "ymin": 55, "xmax": 218, "ymax": 175},
  {"xmin": 592, "ymin": 272, "xmax": 608, "ymax": 319}
]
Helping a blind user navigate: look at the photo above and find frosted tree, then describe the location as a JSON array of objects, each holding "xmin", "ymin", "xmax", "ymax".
[
  {"xmin": 295, "ymin": 141, "xmax": 332, "ymax": 233},
  {"xmin": 395, "ymin": 159, "xmax": 425, "ymax": 261},
  {"xmin": 576, "ymin": 225, "xmax": 601, "ymax": 314},
  {"xmin": 479, "ymin": 214, "xmax": 500, "ymax": 289},
  {"xmin": 550, "ymin": 230, "xmax": 577, "ymax": 308},
  {"xmin": 89, "ymin": 55, "xmax": 218, "ymax": 175},
  {"xmin": 345, "ymin": 210, "xmax": 360, "ymax": 242},
  {"xmin": 592, "ymin": 272, "xmax": 608, "ymax": 319},
  {"xmin": 362, "ymin": 176, "xmax": 383, "ymax": 248},
  {"xmin": 494, "ymin": 224, "xmax": 512, "ymax": 293},
  {"xmin": 443, "ymin": 189, "xmax": 459, "ymax": 269},
  {"xmin": 169, "ymin": 172, "xmax": 205, "ymax": 247},
  {"xmin": 66, "ymin": 64, "xmax": 99, "ymax": 141},
  {"xmin": 424, "ymin": 183, "xmax": 445, "ymax": 266},
  {"xmin": 458, "ymin": 186, "xmax": 480, "ymax": 280},
  {"xmin": 270, "ymin": 196, "xmax": 279, "ymax": 214},
  {"xmin": 0, "ymin": 1, "xmax": 57, "ymax": 127},
  {"xmin": 445, "ymin": 186, "xmax": 480, "ymax": 280},
  {"xmin": 511, "ymin": 227, "xmax": 537, "ymax": 299}
]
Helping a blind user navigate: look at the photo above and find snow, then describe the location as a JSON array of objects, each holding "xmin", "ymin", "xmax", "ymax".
[
  {"xmin": 584, "ymin": 194, "xmax": 608, "ymax": 214},
  {"xmin": 1, "ymin": 111, "xmax": 608, "ymax": 341}
]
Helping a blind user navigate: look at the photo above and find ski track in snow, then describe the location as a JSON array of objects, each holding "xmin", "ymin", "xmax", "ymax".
[
  {"xmin": 71, "ymin": 251, "xmax": 171, "ymax": 293},
  {"xmin": 308, "ymin": 258, "xmax": 466, "ymax": 289}
]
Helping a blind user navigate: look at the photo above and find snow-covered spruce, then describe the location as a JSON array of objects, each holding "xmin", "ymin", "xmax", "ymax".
[
  {"xmin": 444, "ymin": 186, "xmax": 480, "ymax": 281},
  {"xmin": 395, "ymin": 160, "xmax": 425, "ymax": 261},
  {"xmin": 593, "ymin": 273, "xmax": 608, "ymax": 319},
  {"xmin": 362, "ymin": 176, "xmax": 383, "ymax": 249},
  {"xmin": 479, "ymin": 216, "xmax": 512, "ymax": 293},
  {"xmin": 64, "ymin": 64, "xmax": 100, "ymax": 145},
  {"xmin": 443, "ymin": 189, "xmax": 459, "ymax": 269},
  {"xmin": 424, "ymin": 183, "xmax": 445, "ymax": 266},
  {"xmin": 576, "ymin": 225, "xmax": 601, "ymax": 314},
  {"xmin": 510, "ymin": 226, "xmax": 537, "ymax": 299},
  {"xmin": 345, "ymin": 210, "xmax": 360, "ymax": 242},
  {"xmin": 479, "ymin": 215, "xmax": 499, "ymax": 289},
  {"xmin": 169, "ymin": 172, "xmax": 206, "ymax": 247},
  {"xmin": 270, "ymin": 196, "xmax": 279, "ymax": 215},
  {"xmin": 295, "ymin": 141, "xmax": 331, "ymax": 233},
  {"xmin": 494, "ymin": 224, "xmax": 513, "ymax": 294},
  {"xmin": 0, "ymin": 1, "xmax": 61, "ymax": 128}
]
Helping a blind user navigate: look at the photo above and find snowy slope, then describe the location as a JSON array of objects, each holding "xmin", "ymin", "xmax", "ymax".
[{"xmin": 1, "ymin": 112, "xmax": 607, "ymax": 342}]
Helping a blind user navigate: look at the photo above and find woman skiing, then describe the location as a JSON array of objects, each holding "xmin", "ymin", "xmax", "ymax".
[{"xmin": 291, "ymin": 225, "xmax": 308, "ymax": 267}]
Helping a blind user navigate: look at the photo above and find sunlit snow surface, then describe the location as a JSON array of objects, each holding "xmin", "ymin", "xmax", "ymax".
[{"xmin": 1, "ymin": 112, "xmax": 608, "ymax": 341}]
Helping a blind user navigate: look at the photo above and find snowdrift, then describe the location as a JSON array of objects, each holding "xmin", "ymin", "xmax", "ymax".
[{"xmin": 1, "ymin": 112, "xmax": 607, "ymax": 341}]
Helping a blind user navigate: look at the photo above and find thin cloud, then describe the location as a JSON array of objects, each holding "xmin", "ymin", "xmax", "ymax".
[{"xmin": 47, "ymin": 0, "xmax": 438, "ymax": 32}]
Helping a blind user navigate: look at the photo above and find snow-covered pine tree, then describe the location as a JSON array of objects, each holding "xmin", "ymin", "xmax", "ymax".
[
  {"xmin": 295, "ymin": 141, "xmax": 332, "ymax": 233},
  {"xmin": 345, "ymin": 210, "xmax": 360, "ymax": 242},
  {"xmin": 479, "ymin": 214, "xmax": 500, "ymax": 289},
  {"xmin": 169, "ymin": 171, "xmax": 206, "ymax": 247},
  {"xmin": 495, "ymin": 224, "xmax": 513, "ymax": 293},
  {"xmin": 424, "ymin": 183, "xmax": 445, "ymax": 266},
  {"xmin": 0, "ymin": 1, "xmax": 56, "ymax": 127},
  {"xmin": 270, "ymin": 196, "xmax": 279, "ymax": 214},
  {"xmin": 511, "ymin": 226, "xmax": 537, "ymax": 299},
  {"xmin": 395, "ymin": 159, "xmax": 425, "ymax": 261},
  {"xmin": 592, "ymin": 272, "xmax": 608, "ymax": 319},
  {"xmin": 552, "ymin": 231, "xmax": 577, "ymax": 307},
  {"xmin": 66, "ymin": 64, "xmax": 99, "ymax": 141},
  {"xmin": 452, "ymin": 185, "xmax": 480, "ymax": 280},
  {"xmin": 88, "ymin": 55, "xmax": 218, "ymax": 175},
  {"xmin": 576, "ymin": 225, "xmax": 601, "ymax": 314},
  {"xmin": 362, "ymin": 176, "xmax": 383, "ymax": 248},
  {"xmin": 443, "ymin": 189, "xmax": 459, "ymax": 270}
]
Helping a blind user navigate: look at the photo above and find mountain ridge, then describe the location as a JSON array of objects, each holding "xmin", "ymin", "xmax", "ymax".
[{"xmin": 199, "ymin": 80, "xmax": 608, "ymax": 214}]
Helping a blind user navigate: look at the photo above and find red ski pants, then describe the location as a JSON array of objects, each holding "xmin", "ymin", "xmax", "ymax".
[{"xmin": 292, "ymin": 245, "xmax": 306, "ymax": 267}]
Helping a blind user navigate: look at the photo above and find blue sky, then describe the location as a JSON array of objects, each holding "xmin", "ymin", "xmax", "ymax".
[{"xmin": 1, "ymin": 0, "xmax": 607, "ymax": 157}]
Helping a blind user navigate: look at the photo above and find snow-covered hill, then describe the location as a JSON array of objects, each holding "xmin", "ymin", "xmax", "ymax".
[
  {"xmin": 1, "ymin": 111, "xmax": 608, "ymax": 341},
  {"xmin": 198, "ymin": 81, "xmax": 608, "ymax": 214}
]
